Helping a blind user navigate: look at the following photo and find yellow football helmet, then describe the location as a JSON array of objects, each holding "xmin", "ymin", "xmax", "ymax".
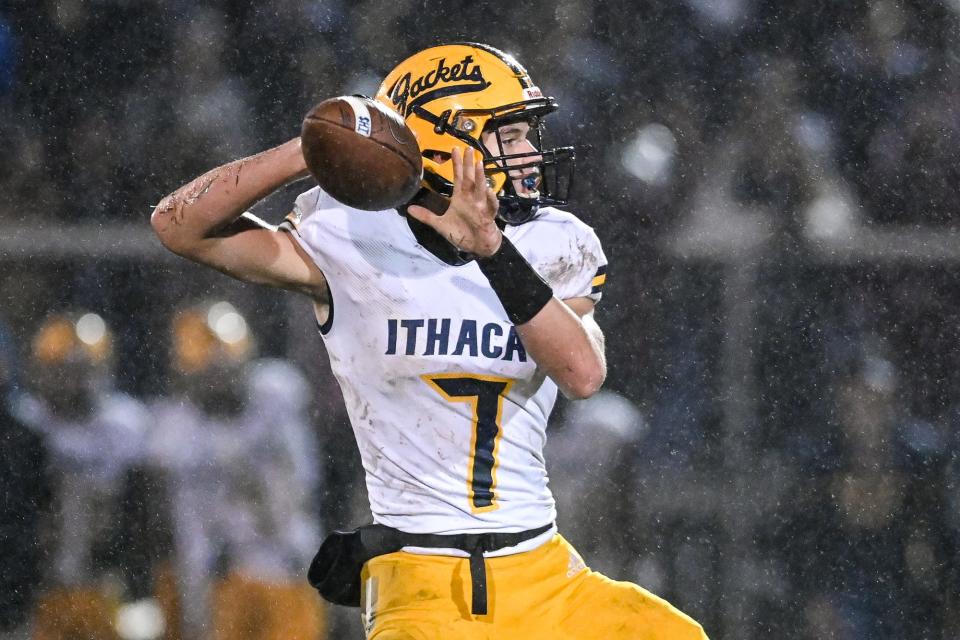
[
  {"xmin": 376, "ymin": 42, "xmax": 576, "ymax": 224},
  {"xmin": 32, "ymin": 312, "xmax": 112, "ymax": 367},
  {"xmin": 170, "ymin": 301, "xmax": 253, "ymax": 375},
  {"xmin": 30, "ymin": 311, "xmax": 113, "ymax": 414},
  {"xmin": 169, "ymin": 300, "xmax": 255, "ymax": 416}
]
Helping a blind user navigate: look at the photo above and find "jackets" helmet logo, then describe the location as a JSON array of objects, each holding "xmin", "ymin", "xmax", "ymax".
[{"xmin": 389, "ymin": 55, "xmax": 489, "ymax": 117}]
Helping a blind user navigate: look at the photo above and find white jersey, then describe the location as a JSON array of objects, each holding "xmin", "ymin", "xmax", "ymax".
[
  {"xmin": 148, "ymin": 359, "xmax": 320, "ymax": 637},
  {"xmin": 18, "ymin": 392, "xmax": 148, "ymax": 587},
  {"xmin": 285, "ymin": 187, "xmax": 607, "ymax": 536}
]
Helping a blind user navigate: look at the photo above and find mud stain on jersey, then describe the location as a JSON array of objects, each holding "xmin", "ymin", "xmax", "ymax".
[
  {"xmin": 433, "ymin": 428, "xmax": 458, "ymax": 448},
  {"xmin": 537, "ymin": 238, "xmax": 596, "ymax": 288},
  {"xmin": 346, "ymin": 392, "xmax": 374, "ymax": 431},
  {"xmin": 369, "ymin": 446, "xmax": 385, "ymax": 474}
]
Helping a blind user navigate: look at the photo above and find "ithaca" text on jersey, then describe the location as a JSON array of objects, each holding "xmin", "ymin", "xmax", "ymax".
[{"xmin": 385, "ymin": 318, "xmax": 527, "ymax": 362}]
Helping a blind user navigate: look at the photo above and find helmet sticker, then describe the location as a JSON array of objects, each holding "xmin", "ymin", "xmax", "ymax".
[{"xmin": 388, "ymin": 55, "xmax": 490, "ymax": 117}]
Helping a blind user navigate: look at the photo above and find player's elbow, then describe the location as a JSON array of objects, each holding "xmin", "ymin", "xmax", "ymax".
[
  {"xmin": 562, "ymin": 361, "xmax": 606, "ymax": 400},
  {"xmin": 150, "ymin": 194, "xmax": 194, "ymax": 257}
]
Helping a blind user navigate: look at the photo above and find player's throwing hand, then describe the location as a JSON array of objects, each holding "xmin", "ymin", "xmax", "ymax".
[{"xmin": 407, "ymin": 147, "xmax": 502, "ymax": 257}]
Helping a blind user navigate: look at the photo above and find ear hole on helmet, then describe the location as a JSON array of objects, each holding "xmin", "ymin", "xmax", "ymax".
[{"xmin": 423, "ymin": 150, "xmax": 451, "ymax": 163}]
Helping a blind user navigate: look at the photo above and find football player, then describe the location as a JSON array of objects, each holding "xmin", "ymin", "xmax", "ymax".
[
  {"xmin": 151, "ymin": 43, "xmax": 707, "ymax": 639},
  {"xmin": 22, "ymin": 311, "xmax": 149, "ymax": 640},
  {"xmin": 148, "ymin": 302, "xmax": 326, "ymax": 640}
]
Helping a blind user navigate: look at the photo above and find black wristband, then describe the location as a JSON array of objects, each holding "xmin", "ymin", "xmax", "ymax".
[{"xmin": 476, "ymin": 236, "xmax": 553, "ymax": 325}]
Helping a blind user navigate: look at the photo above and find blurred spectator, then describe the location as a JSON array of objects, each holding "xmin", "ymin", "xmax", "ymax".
[
  {"xmin": 767, "ymin": 348, "xmax": 952, "ymax": 639},
  {"xmin": 0, "ymin": 317, "xmax": 50, "ymax": 639},
  {"xmin": 806, "ymin": 0, "xmax": 958, "ymax": 226},
  {"xmin": 677, "ymin": 56, "xmax": 825, "ymax": 250},
  {"xmin": 171, "ymin": 7, "xmax": 257, "ymax": 161},
  {"xmin": 859, "ymin": 75, "xmax": 960, "ymax": 226},
  {"xmin": 546, "ymin": 390, "xmax": 647, "ymax": 578},
  {"xmin": 19, "ymin": 311, "xmax": 150, "ymax": 640},
  {"xmin": 148, "ymin": 301, "xmax": 325, "ymax": 640}
]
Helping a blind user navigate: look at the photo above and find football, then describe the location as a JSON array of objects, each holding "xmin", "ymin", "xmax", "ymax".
[{"xmin": 301, "ymin": 96, "xmax": 423, "ymax": 210}]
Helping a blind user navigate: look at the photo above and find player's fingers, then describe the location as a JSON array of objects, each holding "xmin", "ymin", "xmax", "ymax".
[
  {"xmin": 485, "ymin": 187, "xmax": 498, "ymax": 216},
  {"xmin": 460, "ymin": 146, "xmax": 476, "ymax": 193},
  {"xmin": 451, "ymin": 147, "xmax": 463, "ymax": 192},
  {"xmin": 474, "ymin": 150, "xmax": 488, "ymax": 199}
]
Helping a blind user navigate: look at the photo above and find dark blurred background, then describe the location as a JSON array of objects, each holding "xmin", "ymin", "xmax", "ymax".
[{"xmin": 1, "ymin": 1, "xmax": 959, "ymax": 639}]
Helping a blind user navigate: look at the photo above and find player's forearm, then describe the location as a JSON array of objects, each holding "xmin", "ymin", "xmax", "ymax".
[
  {"xmin": 151, "ymin": 138, "xmax": 308, "ymax": 257},
  {"xmin": 474, "ymin": 236, "xmax": 606, "ymax": 398},
  {"xmin": 517, "ymin": 300, "xmax": 607, "ymax": 399}
]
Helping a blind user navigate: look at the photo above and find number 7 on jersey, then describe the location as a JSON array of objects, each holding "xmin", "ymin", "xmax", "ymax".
[{"xmin": 421, "ymin": 373, "xmax": 514, "ymax": 513}]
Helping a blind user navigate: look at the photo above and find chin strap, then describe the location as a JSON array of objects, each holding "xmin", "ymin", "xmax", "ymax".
[{"xmin": 498, "ymin": 198, "xmax": 540, "ymax": 225}]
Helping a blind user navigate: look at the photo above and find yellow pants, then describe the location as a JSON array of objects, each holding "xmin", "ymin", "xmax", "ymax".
[
  {"xmin": 210, "ymin": 571, "xmax": 327, "ymax": 640},
  {"xmin": 154, "ymin": 565, "xmax": 183, "ymax": 640},
  {"xmin": 361, "ymin": 534, "xmax": 708, "ymax": 640},
  {"xmin": 33, "ymin": 587, "xmax": 119, "ymax": 640},
  {"xmin": 156, "ymin": 567, "xmax": 327, "ymax": 640}
]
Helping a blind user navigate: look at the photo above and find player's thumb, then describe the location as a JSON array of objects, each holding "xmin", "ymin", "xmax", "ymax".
[
  {"xmin": 406, "ymin": 204, "xmax": 441, "ymax": 225},
  {"xmin": 486, "ymin": 189, "xmax": 499, "ymax": 214}
]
